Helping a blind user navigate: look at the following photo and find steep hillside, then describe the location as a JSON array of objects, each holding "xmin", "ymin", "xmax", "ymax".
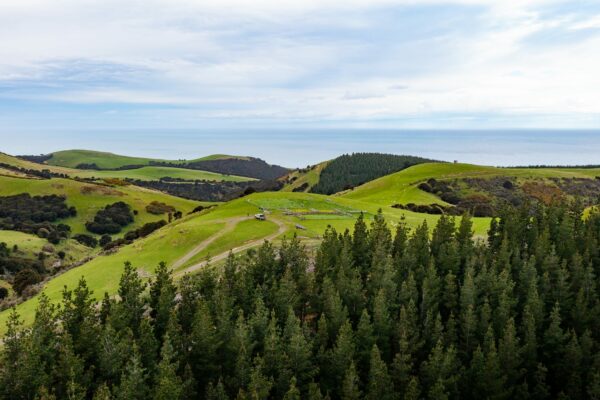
[
  {"xmin": 0, "ymin": 175, "xmax": 201, "ymax": 236},
  {"xmin": 0, "ymin": 152, "xmax": 76, "ymax": 175},
  {"xmin": 310, "ymin": 152, "xmax": 437, "ymax": 195},
  {"xmin": 280, "ymin": 161, "xmax": 329, "ymax": 192}
]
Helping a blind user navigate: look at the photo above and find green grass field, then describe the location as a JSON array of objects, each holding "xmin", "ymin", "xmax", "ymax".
[
  {"xmin": 341, "ymin": 162, "xmax": 600, "ymax": 207},
  {"xmin": 0, "ymin": 215, "xmax": 227, "ymax": 332},
  {"xmin": 178, "ymin": 219, "xmax": 281, "ymax": 270},
  {"xmin": 0, "ymin": 152, "xmax": 78, "ymax": 175},
  {"xmin": 68, "ymin": 166, "xmax": 253, "ymax": 182},
  {"xmin": 0, "ymin": 175, "xmax": 202, "ymax": 236},
  {"xmin": 46, "ymin": 149, "xmax": 248, "ymax": 169}
]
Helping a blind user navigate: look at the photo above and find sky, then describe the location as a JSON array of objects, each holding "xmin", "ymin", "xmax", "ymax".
[{"xmin": 0, "ymin": 0, "xmax": 599, "ymax": 164}]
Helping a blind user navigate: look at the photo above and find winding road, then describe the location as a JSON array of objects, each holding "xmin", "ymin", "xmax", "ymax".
[{"xmin": 172, "ymin": 216, "xmax": 287, "ymax": 277}]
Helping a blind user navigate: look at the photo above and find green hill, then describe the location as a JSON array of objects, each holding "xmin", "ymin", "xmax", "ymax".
[
  {"xmin": 37, "ymin": 149, "xmax": 288, "ymax": 180},
  {"xmin": 43, "ymin": 149, "xmax": 245, "ymax": 169},
  {"xmin": 68, "ymin": 165, "xmax": 253, "ymax": 182},
  {"xmin": 0, "ymin": 175, "xmax": 202, "ymax": 236},
  {"xmin": 0, "ymin": 152, "xmax": 77, "ymax": 175},
  {"xmin": 310, "ymin": 152, "xmax": 437, "ymax": 195},
  {"xmin": 342, "ymin": 162, "xmax": 600, "ymax": 216}
]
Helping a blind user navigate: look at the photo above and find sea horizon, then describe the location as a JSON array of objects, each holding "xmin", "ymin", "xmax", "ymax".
[{"xmin": 3, "ymin": 128, "xmax": 600, "ymax": 168}]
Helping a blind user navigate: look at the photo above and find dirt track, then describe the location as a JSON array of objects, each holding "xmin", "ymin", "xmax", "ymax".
[{"xmin": 172, "ymin": 217, "xmax": 287, "ymax": 277}]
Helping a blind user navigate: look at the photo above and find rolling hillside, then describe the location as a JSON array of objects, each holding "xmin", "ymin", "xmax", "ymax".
[
  {"xmin": 0, "ymin": 175, "xmax": 202, "ymax": 236},
  {"xmin": 3, "ymin": 153, "xmax": 600, "ymax": 335},
  {"xmin": 42, "ymin": 149, "xmax": 245, "ymax": 169},
  {"xmin": 32, "ymin": 149, "xmax": 288, "ymax": 180},
  {"xmin": 282, "ymin": 153, "xmax": 436, "ymax": 195},
  {"xmin": 342, "ymin": 162, "xmax": 600, "ymax": 215},
  {"xmin": 67, "ymin": 165, "xmax": 253, "ymax": 182}
]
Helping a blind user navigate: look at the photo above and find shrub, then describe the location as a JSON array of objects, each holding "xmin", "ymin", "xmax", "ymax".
[
  {"xmin": 0, "ymin": 242, "xmax": 9, "ymax": 258},
  {"xmin": 124, "ymin": 220, "xmax": 167, "ymax": 241},
  {"xmin": 440, "ymin": 191, "xmax": 461, "ymax": 205},
  {"xmin": 418, "ymin": 182, "xmax": 432, "ymax": 193},
  {"xmin": 73, "ymin": 234, "xmax": 98, "ymax": 248},
  {"xmin": 12, "ymin": 268, "xmax": 42, "ymax": 295},
  {"xmin": 503, "ymin": 180, "xmax": 514, "ymax": 190},
  {"xmin": 85, "ymin": 202, "xmax": 134, "ymax": 234},
  {"xmin": 146, "ymin": 201, "xmax": 175, "ymax": 215},
  {"xmin": 0, "ymin": 287, "xmax": 8, "ymax": 300},
  {"xmin": 99, "ymin": 235, "xmax": 112, "ymax": 247}
]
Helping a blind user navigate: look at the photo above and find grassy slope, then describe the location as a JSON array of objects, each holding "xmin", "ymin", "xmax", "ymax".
[
  {"xmin": 0, "ymin": 230, "xmax": 91, "ymax": 266},
  {"xmin": 341, "ymin": 162, "xmax": 600, "ymax": 206},
  {"xmin": 281, "ymin": 161, "xmax": 328, "ymax": 192},
  {"xmin": 0, "ymin": 175, "xmax": 202, "ymax": 236},
  {"xmin": 46, "ymin": 149, "xmax": 247, "ymax": 169},
  {"xmin": 68, "ymin": 166, "xmax": 253, "ymax": 182},
  {"xmin": 0, "ymin": 152, "xmax": 77, "ymax": 175},
  {"xmin": 0, "ymin": 215, "xmax": 227, "ymax": 331}
]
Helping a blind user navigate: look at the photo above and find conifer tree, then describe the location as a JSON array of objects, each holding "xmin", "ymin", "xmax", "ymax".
[{"xmin": 366, "ymin": 345, "xmax": 394, "ymax": 400}]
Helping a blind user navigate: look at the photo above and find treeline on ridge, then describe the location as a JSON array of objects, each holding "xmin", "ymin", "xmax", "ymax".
[
  {"xmin": 3, "ymin": 203, "xmax": 600, "ymax": 399},
  {"xmin": 311, "ymin": 153, "xmax": 436, "ymax": 195},
  {"xmin": 149, "ymin": 157, "xmax": 289, "ymax": 180},
  {"xmin": 130, "ymin": 179, "xmax": 283, "ymax": 202}
]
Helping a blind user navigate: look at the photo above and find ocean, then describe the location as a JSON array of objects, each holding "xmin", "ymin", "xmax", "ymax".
[{"xmin": 2, "ymin": 129, "xmax": 600, "ymax": 168}]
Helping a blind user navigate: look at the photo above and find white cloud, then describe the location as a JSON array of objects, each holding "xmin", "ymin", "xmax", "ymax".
[{"xmin": 0, "ymin": 0, "xmax": 598, "ymax": 127}]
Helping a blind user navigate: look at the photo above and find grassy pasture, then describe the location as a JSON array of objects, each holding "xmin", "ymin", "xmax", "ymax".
[
  {"xmin": 0, "ymin": 215, "xmax": 226, "ymax": 333},
  {"xmin": 68, "ymin": 166, "xmax": 253, "ymax": 182},
  {"xmin": 46, "ymin": 149, "xmax": 248, "ymax": 169},
  {"xmin": 341, "ymin": 162, "xmax": 600, "ymax": 207},
  {"xmin": 0, "ymin": 175, "xmax": 202, "ymax": 236}
]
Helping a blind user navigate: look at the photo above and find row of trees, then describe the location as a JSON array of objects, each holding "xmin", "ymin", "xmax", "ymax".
[{"xmin": 2, "ymin": 203, "xmax": 600, "ymax": 399}]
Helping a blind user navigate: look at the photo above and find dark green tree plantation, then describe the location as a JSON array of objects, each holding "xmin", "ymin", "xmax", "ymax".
[{"xmin": 2, "ymin": 203, "xmax": 600, "ymax": 399}]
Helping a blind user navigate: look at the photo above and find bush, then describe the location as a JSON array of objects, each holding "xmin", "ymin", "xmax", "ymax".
[
  {"xmin": 0, "ymin": 287, "xmax": 8, "ymax": 300},
  {"xmin": 440, "ymin": 191, "xmax": 461, "ymax": 205},
  {"xmin": 99, "ymin": 235, "xmax": 112, "ymax": 247},
  {"xmin": 124, "ymin": 220, "xmax": 167, "ymax": 242},
  {"xmin": 0, "ymin": 242, "xmax": 9, "ymax": 258},
  {"xmin": 85, "ymin": 202, "xmax": 134, "ymax": 234},
  {"xmin": 146, "ymin": 201, "xmax": 175, "ymax": 215},
  {"xmin": 12, "ymin": 268, "xmax": 41, "ymax": 295},
  {"xmin": 418, "ymin": 182, "xmax": 432, "ymax": 193},
  {"xmin": 102, "ymin": 238, "xmax": 129, "ymax": 251},
  {"xmin": 73, "ymin": 234, "xmax": 98, "ymax": 248},
  {"xmin": 503, "ymin": 180, "xmax": 514, "ymax": 190}
]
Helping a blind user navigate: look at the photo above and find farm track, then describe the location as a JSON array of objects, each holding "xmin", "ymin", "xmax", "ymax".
[{"xmin": 172, "ymin": 216, "xmax": 287, "ymax": 277}]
